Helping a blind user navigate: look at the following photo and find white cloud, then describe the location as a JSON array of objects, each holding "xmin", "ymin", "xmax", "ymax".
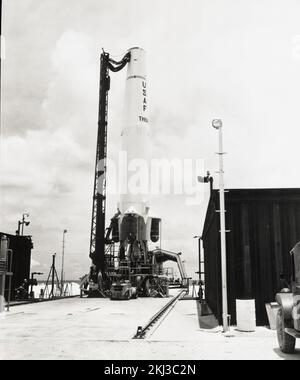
[{"xmin": 31, "ymin": 259, "xmax": 41, "ymax": 268}]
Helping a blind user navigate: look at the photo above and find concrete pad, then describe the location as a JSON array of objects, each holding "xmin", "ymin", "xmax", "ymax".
[
  {"xmin": 149, "ymin": 299, "xmax": 300, "ymax": 360},
  {"xmin": 0, "ymin": 295, "xmax": 176, "ymax": 360},
  {"xmin": 1, "ymin": 295, "xmax": 300, "ymax": 360}
]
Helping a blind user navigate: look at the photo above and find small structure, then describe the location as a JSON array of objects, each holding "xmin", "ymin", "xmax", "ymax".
[
  {"xmin": 0, "ymin": 232, "xmax": 33, "ymax": 302},
  {"xmin": 151, "ymin": 249, "xmax": 188, "ymax": 287},
  {"xmin": 202, "ymin": 188, "xmax": 300, "ymax": 326}
]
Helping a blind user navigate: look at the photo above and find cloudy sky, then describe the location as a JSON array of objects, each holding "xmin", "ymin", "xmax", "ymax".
[{"xmin": 1, "ymin": 0, "xmax": 300, "ymax": 279}]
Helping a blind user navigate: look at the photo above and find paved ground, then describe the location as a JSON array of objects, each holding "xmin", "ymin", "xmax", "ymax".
[
  {"xmin": 1, "ymin": 294, "xmax": 300, "ymax": 360},
  {"xmin": 150, "ymin": 299, "xmax": 300, "ymax": 360}
]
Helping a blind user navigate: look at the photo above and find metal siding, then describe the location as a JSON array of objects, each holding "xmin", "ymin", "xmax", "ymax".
[
  {"xmin": 203, "ymin": 189, "xmax": 298, "ymax": 326},
  {"xmin": 226, "ymin": 201, "xmax": 239, "ymax": 323},
  {"xmin": 202, "ymin": 196, "xmax": 222, "ymax": 323},
  {"xmin": 271, "ymin": 204, "xmax": 283, "ymax": 290},
  {"xmin": 0, "ymin": 233, "xmax": 32, "ymax": 300},
  {"xmin": 241, "ymin": 203, "xmax": 252, "ymax": 298}
]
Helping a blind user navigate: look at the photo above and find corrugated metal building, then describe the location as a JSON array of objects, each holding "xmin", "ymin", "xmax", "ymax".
[
  {"xmin": 202, "ymin": 188, "xmax": 300, "ymax": 326},
  {"xmin": 0, "ymin": 233, "xmax": 33, "ymax": 300}
]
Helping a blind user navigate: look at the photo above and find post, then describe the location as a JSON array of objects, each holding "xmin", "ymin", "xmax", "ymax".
[
  {"xmin": 218, "ymin": 124, "xmax": 229, "ymax": 332},
  {"xmin": 6, "ymin": 249, "xmax": 13, "ymax": 312},
  {"xmin": 198, "ymin": 237, "xmax": 201, "ymax": 283},
  {"xmin": 30, "ymin": 273, "xmax": 35, "ymax": 296},
  {"xmin": 193, "ymin": 235, "xmax": 202, "ymax": 283},
  {"xmin": 21, "ymin": 215, "xmax": 24, "ymax": 236},
  {"xmin": 61, "ymin": 230, "xmax": 67, "ymax": 296},
  {"xmin": 0, "ymin": 235, "xmax": 8, "ymax": 313},
  {"xmin": 51, "ymin": 254, "xmax": 56, "ymax": 298},
  {"xmin": 16, "ymin": 221, "xmax": 21, "ymax": 235},
  {"xmin": 212, "ymin": 119, "xmax": 229, "ymax": 332}
]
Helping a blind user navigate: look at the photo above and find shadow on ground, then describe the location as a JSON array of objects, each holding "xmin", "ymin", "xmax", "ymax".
[
  {"xmin": 196, "ymin": 300, "xmax": 219, "ymax": 329},
  {"xmin": 273, "ymin": 348, "xmax": 300, "ymax": 360}
]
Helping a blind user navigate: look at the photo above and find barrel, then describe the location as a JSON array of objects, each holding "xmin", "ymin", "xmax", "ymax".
[{"xmin": 236, "ymin": 299, "xmax": 256, "ymax": 332}]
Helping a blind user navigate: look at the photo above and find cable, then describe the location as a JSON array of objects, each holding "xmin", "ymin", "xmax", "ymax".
[{"xmin": 108, "ymin": 52, "xmax": 131, "ymax": 72}]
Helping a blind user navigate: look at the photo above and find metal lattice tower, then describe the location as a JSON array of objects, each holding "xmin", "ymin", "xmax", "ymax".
[
  {"xmin": 89, "ymin": 52, "xmax": 110, "ymax": 272},
  {"xmin": 89, "ymin": 51, "xmax": 130, "ymax": 275}
]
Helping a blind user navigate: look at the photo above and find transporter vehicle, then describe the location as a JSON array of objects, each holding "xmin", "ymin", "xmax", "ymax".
[
  {"xmin": 276, "ymin": 242, "xmax": 300, "ymax": 353},
  {"xmin": 110, "ymin": 279, "xmax": 138, "ymax": 300}
]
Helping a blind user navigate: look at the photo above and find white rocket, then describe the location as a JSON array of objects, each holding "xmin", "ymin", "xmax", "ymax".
[
  {"xmin": 117, "ymin": 47, "xmax": 159, "ymax": 262},
  {"xmin": 119, "ymin": 47, "xmax": 150, "ymax": 218}
]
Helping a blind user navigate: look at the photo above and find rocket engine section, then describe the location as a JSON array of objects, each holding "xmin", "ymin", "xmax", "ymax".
[
  {"xmin": 119, "ymin": 214, "xmax": 147, "ymax": 262},
  {"xmin": 120, "ymin": 214, "xmax": 146, "ymax": 244},
  {"xmin": 118, "ymin": 215, "xmax": 161, "ymax": 263}
]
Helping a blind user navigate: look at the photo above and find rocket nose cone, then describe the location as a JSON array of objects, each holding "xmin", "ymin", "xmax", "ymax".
[
  {"xmin": 128, "ymin": 46, "xmax": 145, "ymax": 52},
  {"xmin": 127, "ymin": 47, "xmax": 146, "ymax": 78}
]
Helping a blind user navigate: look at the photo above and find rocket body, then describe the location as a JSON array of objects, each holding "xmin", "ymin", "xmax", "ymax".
[
  {"xmin": 116, "ymin": 47, "xmax": 160, "ymax": 263},
  {"xmin": 120, "ymin": 47, "xmax": 150, "ymax": 219}
]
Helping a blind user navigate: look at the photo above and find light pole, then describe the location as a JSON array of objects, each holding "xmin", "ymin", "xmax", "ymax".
[
  {"xmin": 16, "ymin": 213, "xmax": 30, "ymax": 236},
  {"xmin": 212, "ymin": 119, "xmax": 229, "ymax": 333},
  {"xmin": 61, "ymin": 229, "xmax": 67, "ymax": 296}
]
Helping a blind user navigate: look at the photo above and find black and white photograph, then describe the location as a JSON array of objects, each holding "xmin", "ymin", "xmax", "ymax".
[{"xmin": 1, "ymin": 0, "xmax": 300, "ymax": 363}]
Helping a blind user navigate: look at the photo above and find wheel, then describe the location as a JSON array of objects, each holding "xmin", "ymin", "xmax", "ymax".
[
  {"xmin": 276, "ymin": 308, "xmax": 296, "ymax": 354},
  {"xmin": 132, "ymin": 291, "xmax": 138, "ymax": 299}
]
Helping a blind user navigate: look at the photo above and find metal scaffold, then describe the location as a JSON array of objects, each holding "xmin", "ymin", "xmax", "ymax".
[{"xmin": 89, "ymin": 51, "xmax": 130, "ymax": 281}]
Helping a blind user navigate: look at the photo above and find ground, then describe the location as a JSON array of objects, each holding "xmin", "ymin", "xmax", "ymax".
[{"xmin": 1, "ymin": 293, "xmax": 299, "ymax": 360}]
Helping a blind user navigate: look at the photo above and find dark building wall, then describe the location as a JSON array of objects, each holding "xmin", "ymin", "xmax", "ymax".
[
  {"xmin": 0, "ymin": 233, "xmax": 33, "ymax": 300},
  {"xmin": 202, "ymin": 189, "xmax": 300, "ymax": 326}
]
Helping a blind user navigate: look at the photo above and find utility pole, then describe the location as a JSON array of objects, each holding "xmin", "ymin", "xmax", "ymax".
[
  {"xmin": 51, "ymin": 254, "xmax": 56, "ymax": 298},
  {"xmin": 212, "ymin": 119, "xmax": 229, "ymax": 333},
  {"xmin": 0, "ymin": 235, "xmax": 8, "ymax": 313},
  {"xmin": 44, "ymin": 254, "xmax": 61, "ymax": 298},
  {"xmin": 49, "ymin": 255, "xmax": 56, "ymax": 298},
  {"xmin": 61, "ymin": 230, "xmax": 67, "ymax": 296}
]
